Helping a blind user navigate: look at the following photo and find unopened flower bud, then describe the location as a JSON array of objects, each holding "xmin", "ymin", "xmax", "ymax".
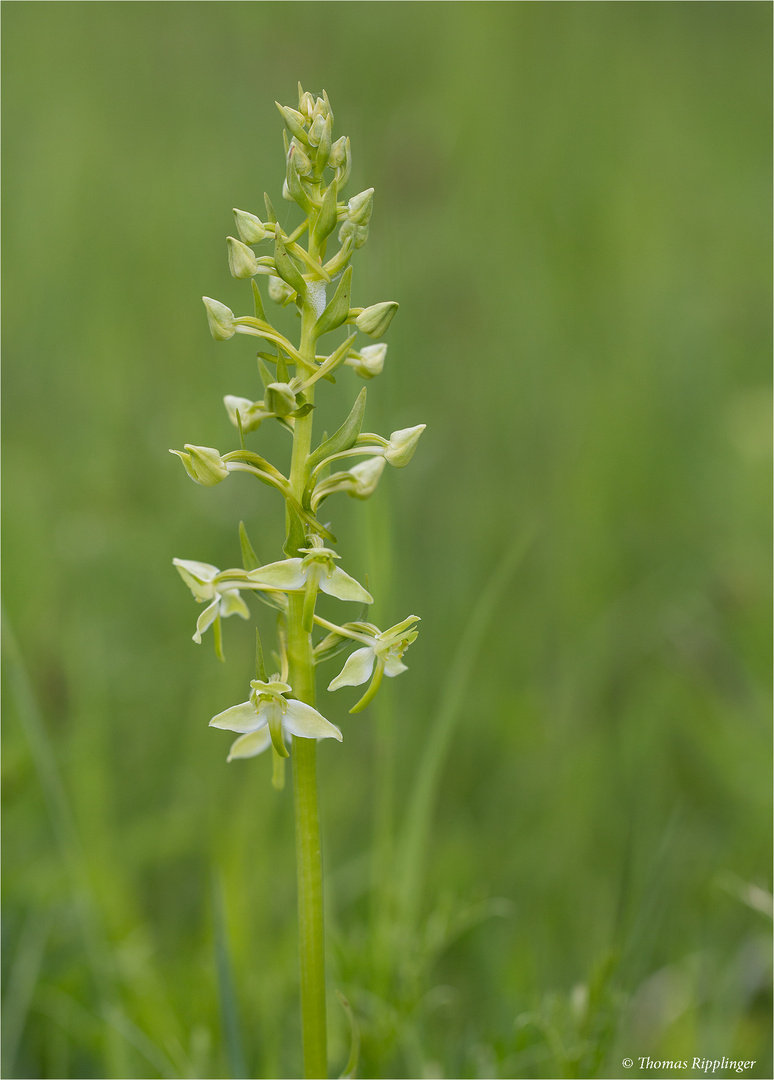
[
  {"xmin": 349, "ymin": 456, "xmax": 385, "ymax": 499},
  {"xmin": 227, "ymin": 236, "xmax": 260, "ymax": 279},
  {"xmin": 384, "ymin": 424, "xmax": 426, "ymax": 467},
  {"xmin": 339, "ymin": 218, "xmax": 369, "ymax": 250},
  {"xmin": 265, "ymin": 382, "xmax": 298, "ymax": 417},
  {"xmin": 268, "ymin": 275, "xmax": 295, "ymax": 305},
  {"xmin": 222, "ymin": 395, "xmax": 254, "ymax": 431},
  {"xmin": 224, "ymin": 395, "xmax": 253, "ymax": 423},
  {"xmin": 308, "ymin": 114, "xmax": 326, "ymax": 147},
  {"xmin": 289, "ymin": 138, "xmax": 313, "ymax": 175},
  {"xmin": 299, "ymin": 90, "xmax": 315, "ymax": 120},
  {"xmin": 276, "ymin": 102, "xmax": 308, "ymax": 143},
  {"xmin": 356, "ymin": 301, "xmax": 398, "ymax": 337},
  {"xmin": 347, "ymin": 188, "xmax": 374, "ymax": 226},
  {"xmin": 233, "ymin": 208, "xmax": 266, "ymax": 244},
  {"xmin": 314, "ymin": 115, "xmax": 332, "ymax": 172},
  {"xmin": 203, "ymin": 296, "xmax": 236, "ymax": 340},
  {"xmin": 170, "ymin": 444, "xmax": 229, "ymax": 486},
  {"xmin": 328, "ymin": 136, "xmax": 347, "ymax": 169},
  {"xmin": 336, "ymin": 136, "xmax": 352, "ymax": 189},
  {"xmin": 348, "ymin": 343, "xmax": 387, "ymax": 379}
]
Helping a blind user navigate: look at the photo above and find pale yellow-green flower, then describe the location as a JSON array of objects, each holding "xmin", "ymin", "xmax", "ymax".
[
  {"xmin": 173, "ymin": 559, "xmax": 251, "ymax": 644},
  {"xmin": 211, "ymin": 675, "xmax": 342, "ymax": 761},
  {"xmin": 327, "ymin": 616, "xmax": 420, "ymax": 713}
]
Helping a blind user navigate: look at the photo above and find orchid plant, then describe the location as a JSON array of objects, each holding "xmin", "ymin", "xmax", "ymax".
[{"xmin": 171, "ymin": 86, "xmax": 424, "ymax": 1078}]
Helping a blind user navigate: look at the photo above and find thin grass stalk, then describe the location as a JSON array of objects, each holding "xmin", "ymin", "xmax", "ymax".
[{"xmin": 212, "ymin": 872, "xmax": 248, "ymax": 1079}]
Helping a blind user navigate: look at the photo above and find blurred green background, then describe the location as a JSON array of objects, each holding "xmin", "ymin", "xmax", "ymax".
[{"xmin": 2, "ymin": 3, "xmax": 771, "ymax": 1078}]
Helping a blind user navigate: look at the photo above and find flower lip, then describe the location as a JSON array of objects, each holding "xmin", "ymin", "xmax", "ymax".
[{"xmin": 250, "ymin": 676, "xmax": 292, "ymax": 703}]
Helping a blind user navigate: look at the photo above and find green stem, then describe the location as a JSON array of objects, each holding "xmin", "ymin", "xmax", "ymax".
[
  {"xmin": 292, "ymin": 715, "xmax": 327, "ymax": 1078},
  {"xmin": 288, "ymin": 288, "xmax": 328, "ymax": 1079}
]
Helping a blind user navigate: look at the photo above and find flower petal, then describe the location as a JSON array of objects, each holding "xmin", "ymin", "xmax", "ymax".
[
  {"xmin": 193, "ymin": 598, "xmax": 220, "ymax": 643},
  {"xmin": 247, "ymin": 558, "xmax": 306, "ymax": 591},
  {"xmin": 174, "ymin": 558, "xmax": 218, "ymax": 601},
  {"xmin": 321, "ymin": 566, "xmax": 374, "ymax": 604},
  {"xmin": 384, "ymin": 614, "xmax": 421, "ymax": 637},
  {"xmin": 283, "ymin": 700, "xmax": 343, "ymax": 742},
  {"xmin": 384, "ymin": 654, "xmax": 408, "ymax": 678},
  {"xmin": 219, "ymin": 589, "xmax": 250, "ymax": 620},
  {"xmin": 210, "ymin": 701, "xmax": 264, "ymax": 733},
  {"xmin": 227, "ymin": 729, "xmax": 272, "ymax": 761},
  {"xmin": 327, "ymin": 646, "xmax": 375, "ymax": 691},
  {"xmin": 173, "ymin": 558, "xmax": 220, "ymax": 582}
]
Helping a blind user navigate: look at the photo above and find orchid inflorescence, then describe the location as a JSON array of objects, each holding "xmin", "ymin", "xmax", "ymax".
[{"xmin": 172, "ymin": 85, "xmax": 424, "ymax": 769}]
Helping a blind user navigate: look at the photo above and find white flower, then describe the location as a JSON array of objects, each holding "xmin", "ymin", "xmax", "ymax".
[
  {"xmin": 210, "ymin": 675, "xmax": 342, "ymax": 761},
  {"xmin": 247, "ymin": 548, "xmax": 373, "ymax": 604},
  {"xmin": 327, "ymin": 615, "xmax": 420, "ymax": 712},
  {"xmin": 173, "ymin": 559, "xmax": 250, "ymax": 645}
]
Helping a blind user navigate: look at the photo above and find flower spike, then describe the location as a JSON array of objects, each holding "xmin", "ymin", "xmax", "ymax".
[{"xmin": 173, "ymin": 92, "xmax": 424, "ymax": 1074}]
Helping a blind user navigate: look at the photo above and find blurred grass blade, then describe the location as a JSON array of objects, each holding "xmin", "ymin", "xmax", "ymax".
[
  {"xmin": 103, "ymin": 1006, "xmax": 180, "ymax": 1079},
  {"xmin": 1, "ymin": 909, "xmax": 52, "ymax": 1077},
  {"xmin": 1, "ymin": 608, "xmax": 176, "ymax": 1078},
  {"xmin": 336, "ymin": 990, "xmax": 360, "ymax": 1079},
  {"xmin": 395, "ymin": 525, "xmax": 536, "ymax": 929},
  {"xmin": 212, "ymin": 872, "xmax": 248, "ymax": 1079}
]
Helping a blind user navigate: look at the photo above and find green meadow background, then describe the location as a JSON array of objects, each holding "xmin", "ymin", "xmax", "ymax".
[{"xmin": 3, "ymin": 3, "xmax": 771, "ymax": 1078}]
